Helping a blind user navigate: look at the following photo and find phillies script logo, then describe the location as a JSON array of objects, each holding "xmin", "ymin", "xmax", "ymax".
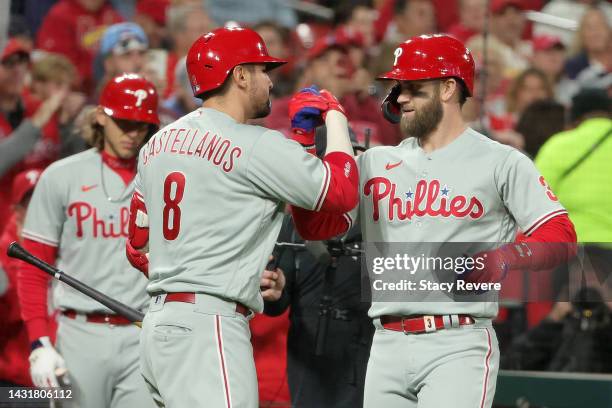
[
  {"xmin": 364, "ymin": 178, "xmax": 485, "ymax": 221},
  {"xmin": 67, "ymin": 202, "xmax": 129, "ymax": 238}
]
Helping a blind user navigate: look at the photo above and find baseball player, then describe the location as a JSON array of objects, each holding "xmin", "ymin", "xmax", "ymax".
[
  {"xmin": 125, "ymin": 27, "xmax": 358, "ymax": 407},
  {"xmin": 291, "ymin": 34, "xmax": 577, "ymax": 407},
  {"xmin": 17, "ymin": 74, "xmax": 160, "ymax": 408}
]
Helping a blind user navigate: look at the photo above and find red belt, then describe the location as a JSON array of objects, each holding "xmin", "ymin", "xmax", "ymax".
[
  {"xmin": 62, "ymin": 310, "xmax": 132, "ymax": 325},
  {"xmin": 163, "ymin": 292, "xmax": 250, "ymax": 317},
  {"xmin": 380, "ymin": 314, "xmax": 475, "ymax": 334}
]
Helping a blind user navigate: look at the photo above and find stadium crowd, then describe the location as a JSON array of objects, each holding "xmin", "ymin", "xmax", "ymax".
[{"xmin": 0, "ymin": 0, "xmax": 610, "ymax": 406}]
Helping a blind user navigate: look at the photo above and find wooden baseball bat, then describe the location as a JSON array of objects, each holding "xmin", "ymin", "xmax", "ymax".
[{"xmin": 7, "ymin": 241, "xmax": 144, "ymax": 327}]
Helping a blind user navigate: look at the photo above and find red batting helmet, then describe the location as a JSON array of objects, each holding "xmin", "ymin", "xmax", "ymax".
[
  {"xmin": 378, "ymin": 34, "xmax": 475, "ymax": 95},
  {"xmin": 186, "ymin": 27, "xmax": 287, "ymax": 97},
  {"xmin": 99, "ymin": 73, "xmax": 160, "ymax": 125}
]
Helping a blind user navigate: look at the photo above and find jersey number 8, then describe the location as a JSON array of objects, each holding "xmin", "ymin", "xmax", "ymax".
[{"xmin": 163, "ymin": 172, "xmax": 186, "ymax": 240}]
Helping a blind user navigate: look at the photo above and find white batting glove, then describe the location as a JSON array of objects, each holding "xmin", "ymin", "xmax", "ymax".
[{"xmin": 29, "ymin": 337, "xmax": 67, "ymax": 388}]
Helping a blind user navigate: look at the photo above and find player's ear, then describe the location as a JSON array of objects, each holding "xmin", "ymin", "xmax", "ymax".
[
  {"xmin": 232, "ymin": 65, "xmax": 249, "ymax": 90},
  {"xmin": 440, "ymin": 78, "xmax": 457, "ymax": 103}
]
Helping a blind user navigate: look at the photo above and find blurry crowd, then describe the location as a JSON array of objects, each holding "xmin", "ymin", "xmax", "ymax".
[{"xmin": 0, "ymin": 0, "xmax": 611, "ymax": 406}]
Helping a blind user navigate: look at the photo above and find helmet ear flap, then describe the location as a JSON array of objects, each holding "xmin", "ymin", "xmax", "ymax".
[{"xmin": 382, "ymin": 84, "xmax": 402, "ymax": 124}]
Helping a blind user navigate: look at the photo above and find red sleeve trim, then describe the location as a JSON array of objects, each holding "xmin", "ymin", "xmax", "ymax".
[
  {"xmin": 523, "ymin": 209, "xmax": 568, "ymax": 236},
  {"xmin": 291, "ymin": 207, "xmax": 351, "ymax": 241},
  {"xmin": 314, "ymin": 162, "xmax": 331, "ymax": 211},
  {"xmin": 318, "ymin": 151, "xmax": 359, "ymax": 213}
]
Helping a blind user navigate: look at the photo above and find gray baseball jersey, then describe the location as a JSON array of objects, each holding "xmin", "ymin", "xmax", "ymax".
[
  {"xmin": 348, "ymin": 128, "xmax": 566, "ymax": 318},
  {"xmin": 22, "ymin": 149, "xmax": 150, "ymax": 312},
  {"xmin": 136, "ymin": 108, "xmax": 333, "ymax": 312}
]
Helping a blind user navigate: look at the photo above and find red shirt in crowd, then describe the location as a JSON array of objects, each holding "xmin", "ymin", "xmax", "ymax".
[{"xmin": 36, "ymin": 0, "xmax": 123, "ymax": 92}]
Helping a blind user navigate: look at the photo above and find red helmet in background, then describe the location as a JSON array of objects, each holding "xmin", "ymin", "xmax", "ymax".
[
  {"xmin": 378, "ymin": 34, "xmax": 475, "ymax": 123},
  {"xmin": 186, "ymin": 27, "xmax": 287, "ymax": 98},
  {"xmin": 378, "ymin": 34, "xmax": 475, "ymax": 95},
  {"xmin": 99, "ymin": 74, "xmax": 160, "ymax": 125}
]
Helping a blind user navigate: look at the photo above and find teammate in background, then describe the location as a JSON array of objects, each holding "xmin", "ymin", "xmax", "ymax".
[
  {"xmin": 126, "ymin": 27, "xmax": 358, "ymax": 407},
  {"xmin": 291, "ymin": 34, "xmax": 577, "ymax": 407},
  {"xmin": 0, "ymin": 169, "xmax": 44, "ymax": 389},
  {"xmin": 17, "ymin": 74, "xmax": 159, "ymax": 408}
]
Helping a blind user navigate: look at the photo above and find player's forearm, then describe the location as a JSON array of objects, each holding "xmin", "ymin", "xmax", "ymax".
[
  {"xmin": 502, "ymin": 214, "xmax": 577, "ymax": 272},
  {"xmin": 291, "ymin": 206, "xmax": 351, "ymax": 241},
  {"xmin": 17, "ymin": 239, "xmax": 56, "ymax": 342},
  {"xmin": 324, "ymin": 110, "xmax": 353, "ymax": 156}
]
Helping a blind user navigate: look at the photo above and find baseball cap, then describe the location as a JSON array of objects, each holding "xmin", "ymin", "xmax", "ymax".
[
  {"xmin": 532, "ymin": 35, "xmax": 565, "ymax": 52},
  {"xmin": 307, "ymin": 35, "xmax": 348, "ymax": 61},
  {"xmin": 11, "ymin": 169, "xmax": 42, "ymax": 205},
  {"xmin": 491, "ymin": 0, "xmax": 525, "ymax": 14},
  {"xmin": 99, "ymin": 23, "xmax": 148, "ymax": 57},
  {"xmin": 1, "ymin": 38, "xmax": 30, "ymax": 63},
  {"xmin": 135, "ymin": 0, "xmax": 170, "ymax": 26}
]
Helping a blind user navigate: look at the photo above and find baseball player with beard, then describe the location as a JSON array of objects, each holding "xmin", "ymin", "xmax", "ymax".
[
  {"xmin": 17, "ymin": 74, "xmax": 159, "ymax": 408},
  {"xmin": 125, "ymin": 27, "xmax": 358, "ymax": 407},
  {"xmin": 291, "ymin": 34, "xmax": 577, "ymax": 407}
]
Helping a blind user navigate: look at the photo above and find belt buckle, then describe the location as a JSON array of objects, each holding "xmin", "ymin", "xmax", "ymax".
[
  {"xmin": 104, "ymin": 315, "xmax": 115, "ymax": 328},
  {"xmin": 423, "ymin": 315, "xmax": 436, "ymax": 333}
]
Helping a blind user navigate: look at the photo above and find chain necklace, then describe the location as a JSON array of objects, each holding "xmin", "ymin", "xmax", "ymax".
[{"xmin": 99, "ymin": 155, "xmax": 135, "ymax": 203}]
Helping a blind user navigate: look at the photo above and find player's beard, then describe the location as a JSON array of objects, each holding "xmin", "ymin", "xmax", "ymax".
[
  {"xmin": 253, "ymin": 98, "xmax": 272, "ymax": 119},
  {"xmin": 400, "ymin": 89, "xmax": 443, "ymax": 140}
]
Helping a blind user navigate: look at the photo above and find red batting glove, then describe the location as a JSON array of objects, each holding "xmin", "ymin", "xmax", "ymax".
[{"xmin": 319, "ymin": 89, "xmax": 346, "ymax": 119}]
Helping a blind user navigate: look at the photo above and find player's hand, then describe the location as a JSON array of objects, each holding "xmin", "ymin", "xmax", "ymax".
[
  {"xmin": 260, "ymin": 268, "xmax": 286, "ymax": 302},
  {"xmin": 30, "ymin": 84, "xmax": 70, "ymax": 128},
  {"xmin": 460, "ymin": 249, "xmax": 510, "ymax": 286},
  {"xmin": 29, "ymin": 337, "xmax": 67, "ymax": 388},
  {"xmin": 126, "ymin": 240, "xmax": 149, "ymax": 278}
]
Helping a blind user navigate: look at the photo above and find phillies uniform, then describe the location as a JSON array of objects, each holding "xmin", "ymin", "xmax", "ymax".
[
  {"xmin": 353, "ymin": 128, "xmax": 566, "ymax": 407},
  {"xmin": 20, "ymin": 149, "xmax": 154, "ymax": 408},
  {"xmin": 131, "ymin": 27, "xmax": 358, "ymax": 408},
  {"xmin": 18, "ymin": 74, "xmax": 160, "ymax": 408},
  {"xmin": 291, "ymin": 34, "xmax": 575, "ymax": 408}
]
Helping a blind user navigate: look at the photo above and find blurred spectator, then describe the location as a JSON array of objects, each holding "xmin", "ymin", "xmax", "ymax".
[
  {"xmin": 515, "ymin": 99, "xmax": 566, "ymax": 157},
  {"xmin": 372, "ymin": 0, "xmax": 436, "ymax": 81},
  {"xmin": 534, "ymin": 0, "xmax": 612, "ymax": 48},
  {"xmin": 6, "ymin": 16, "xmax": 33, "ymax": 51},
  {"xmin": 447, "ymin": 0, "xmax": 487, "ymax": 43},
  {"xmin": 0, "ymin": 40, "xmax": 68, "ymax": 233},
  {"xmin": 506, "ymin": 67, "xmax": 554, "ymax": 126},
  {"xmin": 36, "ymin": 0, "xmax": 123, "ymax": 93},
  {"xmin": 535, "ymin": 88, "xmax": 612, "ymax": 243},
  {"xmin": 161, "ymin": 56, "xmax": 200, "ymax": 120},
  {"xmin": 95, "ymin": 22, "xmax": 148, "ymax": 97},
  {"xmin": 490, "ymin": 0, "xmax": 531, "ymax": 75},
  {"xmin": 335, "ymin": 0, "xmax": 379, "ymax": 49},
  {"xmin": 254, "ymin": 21, "xmax": 295, "ymax": 98},
  {"xmin": 0, "ymin": 169, "xmax": 50, "ymax": 388},
  {"xmin": 502, "ymin": 287, "xmax": 612, "ymax": 372},
  {"xmin": 530, "ymin": 34, "xmax": 575, "ymax": 104},
  {"xmin": 165, "ymin": 3, "xmax": 213, "ymax": 98},
  {"xmin": 25, "ymin": 54, "xmax": 87, "ymax": 161},
  {"xmin": 23, "ymin": 0, "xmax": 56, "ymax": 39},
  {"xmin": 565, "ymin": 8, "xmax": 612, "ymax": 85},
  {"xmin": 205, "ymin": 0, "xmax": 297, "ymax": 29},
  {"xmin": 133, "ymin": 0, "xmax": 170, "ymax": 50},
  {"xmin": 268, "ymin": 35, "xmax": 401, "ymax": 145}
]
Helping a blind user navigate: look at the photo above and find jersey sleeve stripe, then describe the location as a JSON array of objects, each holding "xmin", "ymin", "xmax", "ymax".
[
  {"xmin": 523, "ymin": 209, "xmax": 568, "ymax": 236},
  {"xmin": 343, "ymin": 213, "xmax": 353, "ymax": 232},
  {"xmin": 314, "ymin": 162, "xmax": 331, "ymax": 212},
  {"xmin": 21, "ymin": 230, "xmax": 59, "ymax": 247}
]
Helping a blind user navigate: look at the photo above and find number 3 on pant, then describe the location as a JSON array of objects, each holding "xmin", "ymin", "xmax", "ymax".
[{"xmin": 163, "ymin": 172, "xmax": 186, "ymax": 240}]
